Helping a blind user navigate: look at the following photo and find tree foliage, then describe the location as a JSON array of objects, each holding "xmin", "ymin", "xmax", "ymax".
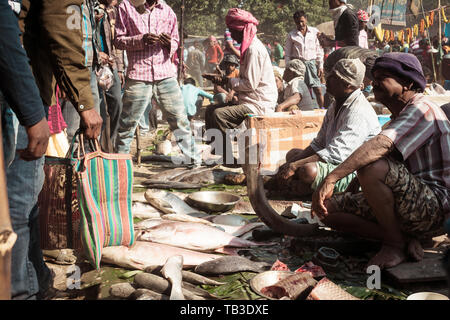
[{"xmin": 166, "ymin": 0, "xmax": 335, "ymax": 42}]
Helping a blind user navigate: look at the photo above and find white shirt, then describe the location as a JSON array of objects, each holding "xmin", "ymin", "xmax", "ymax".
[
  {"xmin": 285, "ymin": 26, "xmax": 324, "ymax": 68},
  {"xmin": 230, "ymin": 37, "xmax": 278, "ymax": 115},
  {"xmin": 310, "ymin": 89, "xmax": 381, "ymax": 164},
  {"xmin": 359, "ymin": 29, "xmax": 369, "ymax": 49}
]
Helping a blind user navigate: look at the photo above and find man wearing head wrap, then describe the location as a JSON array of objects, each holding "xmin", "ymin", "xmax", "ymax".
[
  {"xmin": 285, "ymin": 10, "xmax": 325, "ymax": 108},
  {"xmin": 205, "ymin": 8, "xmax": 277, "ymax": 167},
  {"xmin": 320, "ymin": 0, "xmax": 359, "ymax": 48},
  {"xmin": 312, "ymin": 53, "xmax": 450, "ymax": 270},
  {"xmin": 275, "ymin": 59, "xmax": 317, "ymax": 112},
  {"xmin": 275, "ymin": 58, "xmax": 380, "ymax": 197}
]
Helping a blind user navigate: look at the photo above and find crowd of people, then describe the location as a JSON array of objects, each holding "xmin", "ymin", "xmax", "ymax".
[{"xmin": 0, "ymin": 0, "xmax": 449, "ymax": 300}]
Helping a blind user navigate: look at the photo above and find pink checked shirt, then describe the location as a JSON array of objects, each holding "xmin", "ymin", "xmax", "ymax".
[
  {"xmin": 285, "ymin": 26, "xmax": 324, "ymax": 68},
  {"xmin": 381, "ymin": 94, "xmax": 450, "ymax": 212},
  {"xmin": 115, "ymin": 0, "xmax": 179, "ymax": 82}
]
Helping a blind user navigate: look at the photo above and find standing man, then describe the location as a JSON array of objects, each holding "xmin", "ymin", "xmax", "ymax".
[
  {"xmin": 205, "ymin": 36, "xmax": 224, "ymax": 73},
  {"xmin": 3, "ymin": 0, "xmax": 102, "ymax": 300},
  {"xmin": 205, "ymin": 8, "xmax": 277, "ymax": 167},
  {"xmin": 357, "ymin": 9, "xmax": 369, "ymax": 49},
  {"xmin": 115, "ymin": 0, "xmax": 200, "ymax": 164},
  {"xmin": 186, "ymin": 41, "xmax": 205, "ymax": 89},
  {"xmin": 95, "ymin": 0, "xmax": 125, "ymax": 152},
  {"xmin": 285, "ymin": 10, "xmax": 325, "ymax": 108},
  {"xmin": 320, "ymin": 0, "xmax": 359, "ymax": 48},
  {"xmin": 273, "ymin": 40, "xmax": 284, "ymax": 66}
]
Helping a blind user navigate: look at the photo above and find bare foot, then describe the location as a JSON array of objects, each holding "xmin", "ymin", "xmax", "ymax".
[
  {"xmin": 407, "ymin": 239, "xmax": 424, "ymax": 262},
  {"xmin": 368, "ymin": 245, "xmax": 406, "ymax": 269}
]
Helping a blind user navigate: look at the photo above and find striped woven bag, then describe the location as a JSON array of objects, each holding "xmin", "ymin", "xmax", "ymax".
[{"xmin": 74, "ymin": 134, "xmax": 134, "ymax": 269}]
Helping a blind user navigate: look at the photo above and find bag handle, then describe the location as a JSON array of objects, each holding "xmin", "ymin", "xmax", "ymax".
[{"xmin": 69, "ymin": 129, "xmax": 102, "ymax": 162}]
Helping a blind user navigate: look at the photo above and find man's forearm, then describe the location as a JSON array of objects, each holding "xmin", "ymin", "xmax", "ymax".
[
  {"xmin": 327, "ymin": 135, "xmax": 394, "ymax": 183},
  {"xmin": 292, "ymin": 153, "xmax": 321, "ymax": 169},
  {"xmin": 115, "ymin": 35, "xmax": 145, "ymax": 51},
  {"xmin": 289, "ymin": 146, "xmax": 317, "ymax": 163},
  {"xmin": 277, "ymin": 93, "xmax": 301, "ymax": 111}
]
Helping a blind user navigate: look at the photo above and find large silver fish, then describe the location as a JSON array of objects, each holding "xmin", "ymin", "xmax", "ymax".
[
  {"xmin": 101, "ymin": 241, "xmax": 221, "ymax": 270},
  {"xmin": 144, "ymin": 189, "xmax": 207, "ymax": 217},
  {"xmin": 136, "ymin": 220, "xmax": 273, "ymax": 252},
  {"xmin": 161, "ymin": 255, "xmax": 185, "ymax": 300}
]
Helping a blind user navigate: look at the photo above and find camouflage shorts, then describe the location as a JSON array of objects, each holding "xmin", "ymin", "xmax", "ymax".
[{"xmin": 331, "ymin": 158, "xmax": 445, "ymax": 240}]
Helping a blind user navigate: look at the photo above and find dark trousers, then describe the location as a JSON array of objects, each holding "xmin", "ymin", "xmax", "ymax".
[
  {"xmin": 99, "ymin": 69, "xmax": 123, "ymax": 152},
  {"xmin": 205, "ymin": 103, "xmax": 253, "ymax": 159}
]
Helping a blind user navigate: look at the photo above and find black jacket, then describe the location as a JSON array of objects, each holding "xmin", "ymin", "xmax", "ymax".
[{"xmin": 335, "ymin": 9, "xmax": 359, "ymax": 47}]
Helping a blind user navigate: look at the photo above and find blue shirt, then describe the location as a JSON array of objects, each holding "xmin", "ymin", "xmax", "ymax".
[{"xmin": 181, "ymin": 84, "xmax": 214, "ymax": 116}]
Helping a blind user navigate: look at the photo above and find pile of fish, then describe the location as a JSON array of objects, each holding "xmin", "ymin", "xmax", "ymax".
[
  {"xmin": 108, "ymin": 254, "xmax": 274, "ymax": 300},
  {"xmin": 109, "ymin": 255, "xmax": 226, "ymax": 300}
]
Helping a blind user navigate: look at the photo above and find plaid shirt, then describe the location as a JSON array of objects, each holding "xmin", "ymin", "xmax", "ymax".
[
  {"xmin": 381, "ymin": 94, "xmax": 450, "ymax": 212},
  {"xmin": 115, "ymin": 0, "xmax": 178, "ymax": 82}
]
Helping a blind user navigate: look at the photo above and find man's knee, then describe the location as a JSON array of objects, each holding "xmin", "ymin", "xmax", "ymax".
[
  {"xmin": 357, "ymin": 158, "xmax": 389, "ymax": 183},
  {"xmin": 296, "ymin": 162, "xmax": 317, "ymax": 185}
]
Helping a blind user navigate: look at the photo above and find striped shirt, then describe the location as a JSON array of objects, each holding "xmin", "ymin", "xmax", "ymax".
[
  {"xmin": 115, "ymin": 0, "xmax": 179, "ymax": 82},
  {"xmin": 381, "ymin": 94, "xmax": 450, "ymax": 212},
  {"xmin": 310, "ymin": 89, "xmax": 381, "ymax": 164},
  {"xmin": 285, "ymin": 26, "xmax": 324, "ymax": 68}
]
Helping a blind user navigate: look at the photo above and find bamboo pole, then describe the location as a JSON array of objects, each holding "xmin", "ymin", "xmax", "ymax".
[
  {"xmin": 0, "ymin": 119, "xmax": 16, "ymax": 300},
  {"xmin": 439, "ymin": 0, "xmax": 442, "ymax": 82},
  {"xmin": 177, "ymin": 0, "xmax": 185, "ymax": 85}
]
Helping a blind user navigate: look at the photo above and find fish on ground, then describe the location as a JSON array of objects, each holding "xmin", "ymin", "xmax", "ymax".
[
  {"xmin": 101, "ymin": 241, "xmax": 221, "ymax": 270},
  {"xmin": 144, "ymin": 189, "xmax": 206, "ymax": 216},
  {"xmin": 129, "ymin": 288, "xmax": 169, "ymax": 300},
  {"xmin": 134, "ymin": 272, "xmax": 206, "ymax": 300},
  {"xmin": 204, "ymin": 214, "xmax": 249, "ymax": 226},
  {"xmin": 135, "ymin": 218, "xmax": 263, "ymax": 238},
  {"xmin": 145, "ymin": 266, "xmax": 225, "ymax": 286},
  {"xmin": 162, "ymin": 213, "xmax": 213, "ymax": 225},
  {"xmin": 260, "ymin": 273, "xmax": 317, "ymax": 300},
  {"xmin": 136, "ymin": 220, "xmax": 274, "ymax": 252},
  {"xmin": 142, "ymin": 181, "xmax": 203, "ymax": 190},
  {"xmin": 109, "ymin": 283, "xmax": 137, "ymax": 299},
  {"xmin": 306, "ymin": 278, "xmax": 360, "ymax": 300},
  {"xmin": 161, "ymin": 255, "xmax": 185, "ymax": 300},
  {"xmin": 214, "ymin": 222, "xmax": 266, "ymax": 237},
  {"xmin": 194, "ymin": 256, "xmax": 271, "ymax": 275},
  {"xmin": 132, "ymin": 202, "xmax": 162, "ymax": 219}
]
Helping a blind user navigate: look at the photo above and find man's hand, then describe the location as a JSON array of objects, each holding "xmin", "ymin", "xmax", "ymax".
[
  {"xmin": 118, "ymin": 71, "xmax": 125, "ymax": 88},
  {"xmin": 159, "ymin": 33, "xmax": 171, "ymax": 50},
  {"xmin": 203, "ymin": 73, "xmax": 227, "ymax": 86},
  {"xmin": 276, "ymin": 161, "xmax": 299, "ymax": 181},
  {"xmin": 17, "ymin": 117, "xmax": 50, "ymax": 161},
  {"xmin": 79, "ymin": 108, "xmax": 103, "ymax": 139},
  {"xmin": 143, "ymin": 33, "xmax": 159, "ymax": 46},
  {"xmin": 98, "ymin": 52, "xmax": 114, "ymax": 66},
  {"xmin": 311, "ymin": 177, "xmax": 336, "ymax": 220},
  {"xmin": 318, "ymin": 68, "xmax": 324, "ymax": 78}
]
